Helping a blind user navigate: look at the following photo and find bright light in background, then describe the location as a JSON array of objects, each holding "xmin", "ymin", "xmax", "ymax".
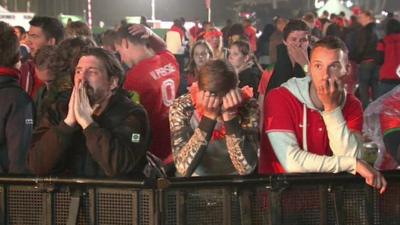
[
  {"xmin": 314, "ymin": 0, "xmax": 325, "ymax": 9},
  {"xmin": 382, "ymin": 10, "xmax": 389, "ymax": 16},
  {"xmin": 346, "ymin": 0, "xmax": 353, "ymax": 8}
]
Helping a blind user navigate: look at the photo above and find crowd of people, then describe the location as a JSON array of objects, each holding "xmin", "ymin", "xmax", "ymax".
[{"xmin": 1, "ymin": 7, "xmax": 399, "ymax": 194}]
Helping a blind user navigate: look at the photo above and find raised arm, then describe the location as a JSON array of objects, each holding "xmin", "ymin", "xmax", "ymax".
[{"xmin": 128, "ymin": 24, "xmax": 166, "ymax": 53}]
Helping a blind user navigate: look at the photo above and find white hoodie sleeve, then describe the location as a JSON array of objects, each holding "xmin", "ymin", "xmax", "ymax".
[
  {"xmin": 321, "ymin": 107, "xmax": 363, "ymax": 159},
  {"xmin": 268, "ymin": 131, "xmax": 357, "ymax": 174}
]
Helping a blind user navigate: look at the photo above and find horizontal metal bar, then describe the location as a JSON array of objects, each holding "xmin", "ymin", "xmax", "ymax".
[{"xmin": 0, "ymin": 170, "xmax": 397, "ymax": 189}]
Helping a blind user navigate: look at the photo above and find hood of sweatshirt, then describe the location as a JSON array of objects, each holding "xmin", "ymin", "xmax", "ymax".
[
  {"xmin": 281, "ymin": 76, "xmax": 318, "ymax": 110},
  {"xmin": 281, "ymin": 76, "xmax": 347, "ymax": 111}
]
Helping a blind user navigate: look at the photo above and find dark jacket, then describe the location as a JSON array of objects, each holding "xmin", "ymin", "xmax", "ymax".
[
  {"xmin": 28, "ymin": 89, "xmax": 150, "ymax": 177},
  {"xmin": 0, "ymin": 69, "xmax": 33, "ymax": 174},
  {"xmin": 238, "ymin": 65, "xmax": 261, "ymax": 97},
  {"xmin": 355, "ymin": 22, "xmax": 379, "ymax": 63},
  {"xmin": 266, "ymin": 43, "xmax": 307, "ymax": 93}
]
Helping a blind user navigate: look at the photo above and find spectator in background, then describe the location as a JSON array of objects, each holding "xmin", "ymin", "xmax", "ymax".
[
  {"xmin": 259, "ymin": 36, "xmax": 387, "ymax": 193},
  {"xmin": 227, "ymin": 23, "xmax": 246, "ymax": 46},
  {"xmin": 303, "ymin": 12, "xmax": 322, "ymax": 45},
  {"xmin": 28, "ymin": 47, "xmax": 150, "ymax": 177},
  {"xmin": 325, "ymin": 14, "xmax": 342, "ymax": 38},
  {"xmin": 32, "ymin": 46, "xmax": 57, "ymax": 121},
  {"xmin": 379, "ymin": 88, "xmax": 400, "ymax": 165},
  {"xmin": 265, "ymin": 19, "xmax": 310, "ymax": 93},
  {"xmin": 101, "ymin": 29, "xmax": 118, "ymax": 53},
  {"xmin": 0, "ymin": 21, "xmax": 33, "ymax": 174},
  {"xmin": 115, "ymin": 24, "xmax": 180, "ymax": 162},
  {"xmin": 169, "ymin": 60, "xmax": 259, "ymax": 176},
  {"xmin": 319, "ymin": 10, "xmax": 330, "ymax": 34},
  {"xmin": 355, "ymin": 10, "xmax": 380, "ymax": 108},
  {"xmin": 185, "ymin": 40, "xmax": 213, "ymax": 88},
  {"xmin": 228, "ymin": 40, "xmax": 261, "ymax": 96},
  {"xmin": 13, "ymin": 26, "xmax": 30, "ymax": 63},
  {"xmin": 363, "ymin": 86, "xmax": 400, "ymax": 170},
  {"xmin": 167, "ymin": 18, "xmax": 186, "ymax": 88},
  {"xmin": 140, "ymin": 16, "xmax": 150, "ymax": 28},
  {"xmin": 243, "ymin": 18, "xmax": 257, "ymax": 52},
  {"xmin": 189, "ymin": 18, "xmax": 203, "ymax": 44},
  {"xmin": 376, "ymin": 19, "xmax": 400, "ymax": 96},
  {"xmin": 203, "ymin": 28, "xmax": 225, "ymax": 59},
  {"xmin": 221, "ymin": 19, "xmax": 233, "ymax": 47},
  {"xmin": 269, "ymin": 16, "xmax": 288, "ymax": 65},
  {"xmin": 256, "ymin": 23, "xmax": 275, "ymax": 65},
  {"xmin": 21, "ymin": 16, "xmax": 64, "ymax": 98},
  {"xmin": 65, "ymin": 21, "xmax": 92, "ymax": 39}
]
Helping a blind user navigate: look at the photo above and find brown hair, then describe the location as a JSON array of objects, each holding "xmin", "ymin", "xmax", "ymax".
[
  {"xmin": 0, "ymin": 21, "xmax": 19, "ymax": 67},
  {"xmin": 311, "ymin": 35, "xmax": 349, "ymax": 57},
  {"xmin": 283, "ymin": 19, "xmax": 310, "ymax": 41},
  {"xmin": 198, "ymin": 59, "xmax": 237, "ymax": 97},
  {"xmin": 65, "ymin": 21, "xmax": 92, "ymax": 38},
  {"xmin": 72, "ymin": 47, "xmax": 124, "ymax": 88},
  {"xmin": 115, "ymin": 24, "xmax": 149, "ymax": 46},
  {"xmin": 33, "ymin": 45, "xmax": 57, "ymax": 70}
]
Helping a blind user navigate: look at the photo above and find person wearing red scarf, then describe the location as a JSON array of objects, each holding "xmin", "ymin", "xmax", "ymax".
[
  {"xmin": 0, "ymin": 21, "xmax": 33, "ymax": 174},
  {"xmin": 169, "ymin": 59, "xmax": 259, "ymax": 177}
]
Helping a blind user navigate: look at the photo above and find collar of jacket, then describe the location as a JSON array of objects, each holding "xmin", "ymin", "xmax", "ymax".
[{"xmin": 0, "ymin": 67, "xmax": 20, "ymax": 79}]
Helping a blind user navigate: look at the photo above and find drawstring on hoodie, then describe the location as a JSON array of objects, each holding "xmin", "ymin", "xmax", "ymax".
[{"xmin": 302, "ymin": 104, "xmax": 308, "ymax": 151}]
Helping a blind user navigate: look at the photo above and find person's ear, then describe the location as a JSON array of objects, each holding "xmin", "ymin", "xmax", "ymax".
[
  {"xmin": 110, "ymin": 76, "xmax": 119, "ymax": 90},
  {"xmin": 344, "ymin": 61, "xmax": 352, "ymax": 76},
  {"xmin": 245, "ymin": 55, "xmax": 251, "ymax": 63},
  {"xmin": 122, "ymin": 38, "xmax": 130, "ymax": 49}
]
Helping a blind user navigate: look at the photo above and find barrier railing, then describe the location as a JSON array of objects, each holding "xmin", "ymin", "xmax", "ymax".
[{"xmin": 0, "ymin": 172, "xmax": 398, "ymax": 225}]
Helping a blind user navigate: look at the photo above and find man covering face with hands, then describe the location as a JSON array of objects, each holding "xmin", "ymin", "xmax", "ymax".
[
  {"xmin": 260, "ymin": 36, "xmax": 387, "ymax": 193},
  {"xmin": 28, "ymin": 48, "xmax": 150, "ymax": 178},
  {"xmin": 169, "ymin": 60, "xmax": 259, "ymax": 177}
]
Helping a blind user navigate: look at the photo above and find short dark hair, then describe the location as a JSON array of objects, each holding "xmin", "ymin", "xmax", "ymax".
[
  {"xmin": 283, "ymin": 19, "xmax": 310, "ymax": 41},
  {"xmin": 311, "ymin": 36, "xmax": 349, "ymax": 56},
  {"xmin": 361, "ymin": 10, "xmax": 375, "ymax": 20},
  {"xmin": 72, "ymin": 47, "xmax": 124, "ymax": 88},
  {"xmin": 386, "ymin": 19, "xmax": 400, "ymax": 35},
  {"xmin": 198, "ymin": 59, "xmax": 237, "ymax": 97},
  {"xmin": 14, "ymin": 25, "xmax": 25, "ymax": 34},
  {"xmin": 29, "ymin": 16, "xmax": 65, "ymax": 44},
  {"xmin": 0, "ymin": 21, "xmax": 19, "ymax": 67},
  {"xmin": 34, "ymin": 45, "xmax": 56, "ymax": 70},
  {"xmin": 115, "ymin": 24, "xmax": 148, "ymax": 46},
  {"xmin": 230, "ymin": 40, "xmax": 251, "ymax": 56}
]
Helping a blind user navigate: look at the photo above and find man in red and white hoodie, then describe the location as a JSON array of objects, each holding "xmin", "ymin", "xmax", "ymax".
[{"xmin": 259, "ymin": 36, "xmax": 387, "ymax": 193}]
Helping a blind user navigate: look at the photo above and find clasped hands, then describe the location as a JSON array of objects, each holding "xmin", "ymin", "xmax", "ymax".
[
  {"xmin": 64, "ymin": 81, "xmax": 100, "ymax": 129},
  {"xmin": 198, "ymin": 88, "xmax": 243, "ymax": 121}
]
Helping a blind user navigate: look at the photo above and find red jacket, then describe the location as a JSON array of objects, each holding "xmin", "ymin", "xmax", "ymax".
[
  {"xmin": 19, "ymin": 60, "xmax": 43, "ymax": 98},
  {"xmin": 377, "ymin": 33, "xmax": 400, "ymax": 81}
]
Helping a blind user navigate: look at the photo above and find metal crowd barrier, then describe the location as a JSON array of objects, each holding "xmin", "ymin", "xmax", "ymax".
[{"xmin": 0, "ymin": 172, "xmax": 398, "ymax": 225}]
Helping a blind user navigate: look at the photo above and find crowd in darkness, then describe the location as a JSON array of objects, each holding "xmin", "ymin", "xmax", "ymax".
[{"xmin": 1, "ymin": 7, "xmax": 400, "ymax": 194}]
